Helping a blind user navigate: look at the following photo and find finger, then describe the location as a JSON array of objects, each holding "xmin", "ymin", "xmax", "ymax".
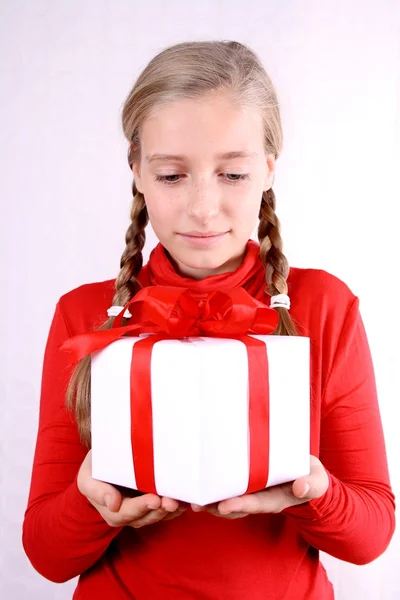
[
  {"xmin": 162, "ymin": 506, "xmax": 188, "ymax": 521},
  {"xmin": 128, "ymin": 506, "xmax": 169, "ymax": 528},
  {"xmin": 209, "ymin": 507, "xmax": 249, "ymax": 519},
  {"xmin": 291, "ymin": 455, "xmax": 329, "ymax": 500},
  {"xmin": 217, "ymin": 488, "xmax": 288, "ymax": 515},
  {"xmin": 87, "ymin": 479, "xmax": 124, "ymax": 512},
  {"xmin": 132, "ymin": 502, "xmax": 189, "ymax": 526},
  {"xmin": 216, "ymin": 511, "xmax": 249, "ymax": 519},
  {"xmin": 90, "ymin": 493, "xmax": 162, "ymax": 527},
  {"xmin": 191, "ymin": 503, "xmax": 249, "ymax": 520},
  {"xmin": 161, "ymin": 498, "xmax": 189, "ymax": 520},
  {"xmin": 113, "ymin": 494, "xmax": 162, "ymax": 524},
  {"xmin": 217, "ymin": 493, "xmax": 265, "ymax": 514},
  {"xmin": 78, "ymin": 450, "xmax": 123, "ymax": 512},
  {"xmin": 291, "ymin": 477, "xmax": 312, "ymax": 500},
  {"xmin": 161, "ymin": 497, "xmax": 183, "ymax": 512}
]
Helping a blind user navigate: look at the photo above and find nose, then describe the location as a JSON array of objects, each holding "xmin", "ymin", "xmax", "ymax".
[{"xmin": 187, "ymin": 180, "xmax": 220, "ymax": 223}]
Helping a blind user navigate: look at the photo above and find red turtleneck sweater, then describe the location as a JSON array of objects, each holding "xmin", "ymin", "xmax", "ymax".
[{"xmin": 22, "ymin": 240, "xmax": 395, "ymax": 599}]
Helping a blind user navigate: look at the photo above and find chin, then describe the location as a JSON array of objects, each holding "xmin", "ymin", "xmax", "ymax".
[
  {"xmin": 181, "ymin": 247, "xmax": 228, "ymax": 264},
  {"xmin": 176, "ymin": 246, "xmax": 243, "ymax": 277},
  {"xmin": 181, "ymin": 256, "xmax": 222, "ymax": 272}
]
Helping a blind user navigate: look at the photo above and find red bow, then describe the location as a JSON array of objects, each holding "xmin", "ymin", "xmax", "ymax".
[
  {"xmin": 60, "ymin": 286, "xmax": 278, "ymax": 361},
  {"xmin": 60, "ymin": 286, "xmax": 279, "ymax": 498}
]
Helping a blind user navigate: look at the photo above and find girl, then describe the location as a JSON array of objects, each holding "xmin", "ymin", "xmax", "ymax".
[{"xmin": 22, "ymin": 40, "xmax": 395, "ymax": 599}]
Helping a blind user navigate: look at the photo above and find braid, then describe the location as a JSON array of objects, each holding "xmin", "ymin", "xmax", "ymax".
[
  {"xmin": 114, "ymin": 181, "xmax": 148, "ymax": 305},
  {"xmin": 66, "ymin": 183, "xmax": 148, "ymax": 448},
  {"xmin": 258, "ymin": 188, "xmax": 298, "ymax": 336}
]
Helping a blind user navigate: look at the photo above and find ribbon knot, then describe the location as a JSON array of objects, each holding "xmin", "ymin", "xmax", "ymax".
[
  {"xmin": 169, "ymin": 290, "xmax": 237, "ymax": 337},
  {"xmin": 60, "ymin": 286, "xmax": 279, "ymax": 363}
]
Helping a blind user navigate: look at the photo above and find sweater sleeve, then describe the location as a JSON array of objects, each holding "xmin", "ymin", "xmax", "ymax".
[
  {"xmin": 282, "ymin": 295, "xmax": 395, "ymax": 564},
  {"xmin": 22, "ymin": 301, "xmax": 122, "ymax": 583}
]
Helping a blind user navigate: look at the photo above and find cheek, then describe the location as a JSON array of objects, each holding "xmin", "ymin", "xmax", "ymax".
[
  {"xmin": 228, "ymin": 191, "xmax": 262, "ymax": 222},
  {"xmin": 144, "ymin": 190, "xmax": 178, "ymax": 231},
  {"xmin": 146, "ymin": 200, "xmax": 170, "ymax": 224}
]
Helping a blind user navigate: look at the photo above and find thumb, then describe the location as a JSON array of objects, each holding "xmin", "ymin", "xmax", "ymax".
[
  {"xmin": 100, "ymin": 483, "xmax": 123, "ymax": 512},
  {"xmin": 292, "ymin": 477, "xmax": 313, "ymax": 499},
  {"xmin": 78, "ymin": 451, "xmax": 123, "ymax": 512},
  {"xmin": 291, "ymin": 456, "xmax": 329, "ymax": 501},
  {"xmin": 88, "ymin": 479, "xmax": 123, "ymax": 512}
]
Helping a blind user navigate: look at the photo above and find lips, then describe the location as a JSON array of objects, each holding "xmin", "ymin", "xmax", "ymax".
[
  {"xmin": 181, "ymin": 232, "xmax": 227, "ymax": 237},
  {"xmin": 177, "ymin": 231, "xmax": 228, "ymax": 247}
]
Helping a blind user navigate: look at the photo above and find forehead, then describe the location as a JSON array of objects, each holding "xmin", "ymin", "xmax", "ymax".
[{"xmin": 139, "ymin": 94, "xmax": 265, "ymax": 158}]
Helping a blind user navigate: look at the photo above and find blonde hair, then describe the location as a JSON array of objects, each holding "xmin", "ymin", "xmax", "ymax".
[{"xmin": 67, "ymin": 40, "xmax": 299, "ymax": 447}]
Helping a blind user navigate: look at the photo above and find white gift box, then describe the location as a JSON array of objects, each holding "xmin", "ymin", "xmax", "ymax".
[{"xmin": 91, "ymin": 335, "xmax": 310, "ymax": 506}]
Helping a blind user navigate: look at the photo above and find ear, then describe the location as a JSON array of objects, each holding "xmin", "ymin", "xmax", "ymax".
[
  {"xmin": 131, "ymin": 160, "xmax": 143, "ymax": 194},
  {"xmin": 263, "ymin": 154, "xmax": 276, "ymax": 191}
]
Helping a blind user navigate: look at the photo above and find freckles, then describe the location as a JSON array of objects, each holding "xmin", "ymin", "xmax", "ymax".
[{"xmin": 175, "ymin": 189, "xmax": 187, "ymax": 207}]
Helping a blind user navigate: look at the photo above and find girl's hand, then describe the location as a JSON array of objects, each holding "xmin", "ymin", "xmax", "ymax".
[
  {"xmin": 191, "ymin": 455, "xmax": 329, "ymax": 519},
  {"xmin": 77, "ymin": 450, "xmax": 188, "ymax": 528}
]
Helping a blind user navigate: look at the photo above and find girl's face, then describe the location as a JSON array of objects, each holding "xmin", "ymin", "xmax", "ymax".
[{"xmin": 132, "ymin": 91, "xmax": 275, "ymax": 279}]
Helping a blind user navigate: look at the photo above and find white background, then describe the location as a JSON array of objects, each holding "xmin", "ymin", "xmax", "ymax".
[{"xmin": 1, "ymin": 0, "xmax": 399, "ymax": 598}]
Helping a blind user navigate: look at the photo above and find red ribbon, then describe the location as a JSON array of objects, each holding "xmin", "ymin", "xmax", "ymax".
[{"xmin": 60, "ymin": 286, "xmax": 279, "ymax": 497}]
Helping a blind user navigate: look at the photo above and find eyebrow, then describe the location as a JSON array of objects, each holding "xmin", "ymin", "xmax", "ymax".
[{"xmin": 145, "ymin": 151, "xmax": 258, "ymax": 163}]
